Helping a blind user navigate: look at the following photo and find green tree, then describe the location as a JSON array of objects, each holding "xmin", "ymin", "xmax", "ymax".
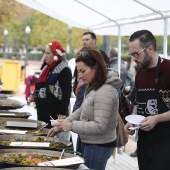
[
  {"xmin": 0, "ymin": 0, "xmax": 169, "ymax": 60},
  {"xmin": 0, "ymin": 0, "xmax": 23, "ymax": 46}
]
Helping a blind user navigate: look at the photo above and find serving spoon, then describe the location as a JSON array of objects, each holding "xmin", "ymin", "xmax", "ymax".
[{"xmin": 34, "ymin": 123, "xmax": 48, "ymax": 134}]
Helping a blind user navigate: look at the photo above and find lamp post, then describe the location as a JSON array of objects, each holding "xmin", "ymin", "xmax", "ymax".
[
  {"xmin": 3, "ymin": 29, "xmax": 8, "ymax": 58},
  {"xmin": 25, "ymin": 26, "xmax": 31, "ymax": 78}
]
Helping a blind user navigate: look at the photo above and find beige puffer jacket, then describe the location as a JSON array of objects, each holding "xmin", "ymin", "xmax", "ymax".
[{"xmin": 67, "ymin": 69, "xmax": 123, "ymax": 144}]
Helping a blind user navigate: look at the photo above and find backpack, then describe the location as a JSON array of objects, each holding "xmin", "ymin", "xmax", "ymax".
[{"xmin": 117, "ymin": 86, "xmax": 134, "ymax": 124}]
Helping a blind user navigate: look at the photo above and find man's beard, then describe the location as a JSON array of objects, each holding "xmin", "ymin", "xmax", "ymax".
[{"xmin": 137, "ymin": 52, "xmax": 151, "ymax": 69}]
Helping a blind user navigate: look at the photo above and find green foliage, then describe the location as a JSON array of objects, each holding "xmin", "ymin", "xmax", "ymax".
[
  {"xmin": 122, "ymin": 55, "xmax": 131, "ymax": 62},
  {"xmin": 28, "ymin": 53, "xmax": 43, "ymax": 60},
  {"xmin": 95, "ymin": 45, "xmax": 102, "ymax": 50},
  {"xmin": 0, "ymin": 53, "xmax": 3, "ymax": 58},
  {"xmin": 0, "ymin": 0, "xmax": 169, "ymax": 59},
  {"xmin": 0, "ymin": 0, "xmax": 23, "ymax": 45},
  {"xmin": 30, "ymin": 12, "xmax": 68, "ymax": 48},
  {"xmin": 0, "ymin": 52, "xmax": 42, "ymax": 61},
  {"xmin": 0, "ymin": 0, "xmax": 22, "ymax": 23}
]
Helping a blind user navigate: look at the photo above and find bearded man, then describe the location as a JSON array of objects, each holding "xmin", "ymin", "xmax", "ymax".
[{"xmin": 125, "ymin": 30, "xmax": 170, "ymax": 170}]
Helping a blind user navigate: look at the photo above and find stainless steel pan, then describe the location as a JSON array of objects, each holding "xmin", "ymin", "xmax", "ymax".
[
  {"xmin": 0, "ymin": 148, "xmax": 84, "ymax": 169},
  {"xmin": 2, "ymin": 167, "xmax": 71, "ymax": 170},
  {"xmin": 0, "ymin": 117, "xmax": 45, "ymax": 127},
  {"xmin": 0, "ymin": 99, "xmax": 24, "ymax": 110},
  {"xmin": 0, "ymin": 117, "xmax": 48, "ymax": 135},
  {"xmin": 0, "ymin": 94, "xmax": 12, "ymax": 98},
  {"xmin": 0, "ymin": 134, "xmax": 72, "ymax": 150},
  {"xmin": 0, "ymin": 111, "xmax": 31, "ymax": 119}
]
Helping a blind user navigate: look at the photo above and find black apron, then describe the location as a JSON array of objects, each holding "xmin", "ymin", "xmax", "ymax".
[
  {"xmin": 136, "ymin": 57, "xmax": 170, "ymax": 170},
  {"xmin": 34, "ymin": 68, "xmax": 61, "ymax": 128}
]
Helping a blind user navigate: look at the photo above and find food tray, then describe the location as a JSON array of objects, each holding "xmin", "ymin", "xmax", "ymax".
[
  {"xmin": 6, "ymin": 121, "xmax": 37, "ymax": 128},
  {"xmin": 0, "ymin": 135, "xmax": 72, "ymax": 151},
  {"xmin": 0, "ymin": 99, "xmax": 24, "ymax": 110},
  {"xmin": 0, "ymin": 149, "xmax": 84, "ymax": 169},
  {"xmin": 0, "ymin": 118, "xmax": 47, "ymax": 135},
  {"xmin": 0, "ymin": 111, "xmax": 31, "ymax": 119},
  {"xmin": 2, "ymin": 167, "xmax": 71, "ymax": 170},
  {"xmin": 0, "ymin": 94, "xmax": 12, "ymax": 98}
]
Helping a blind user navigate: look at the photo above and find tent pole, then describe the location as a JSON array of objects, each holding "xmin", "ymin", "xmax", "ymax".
[
  {"xmin": 74, "ymin": 0, "xmax": 123, "ymax": 74},
  {"xmin": 134, "ymin": 0, "xmax": 168, "ymax": 58},
  {"xmin": 163, "ymin": 18, "xmax": 168, "ymax": 58},
  {"xmin": 118, "ymin": 25, "xmax": 121, "ymax": 79}
]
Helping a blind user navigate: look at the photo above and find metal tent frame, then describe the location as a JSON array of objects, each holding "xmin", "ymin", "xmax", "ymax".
[{"xmin": 16, "ymin": 0, "xmax": 170, "ymax": 75}]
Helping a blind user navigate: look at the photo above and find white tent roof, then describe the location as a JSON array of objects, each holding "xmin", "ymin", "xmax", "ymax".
[
  {"xmin": 16, "ymin": 0, "xmax": 170, "ymax": 36},
  {"xmin": 16, "ymin": 0, "xmax": 170, "ymax": 74}
]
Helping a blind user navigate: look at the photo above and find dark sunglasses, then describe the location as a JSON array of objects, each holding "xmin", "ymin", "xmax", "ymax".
[
  {"xmin": 79, "ymin": 50, "xmax": 91, "ymax": 57},
  {"xmin": 79, "ymin": 51, "xmax": 96, "ymax": 62}
]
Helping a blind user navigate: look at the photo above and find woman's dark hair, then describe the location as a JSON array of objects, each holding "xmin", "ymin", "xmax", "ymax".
[
  {"xmin": 129, "ymin": 30, "xmax": 157, "ymax": 51},
  {"xmin": 75, "ymin": 46, "xmax": 107, "ymax": 90}
]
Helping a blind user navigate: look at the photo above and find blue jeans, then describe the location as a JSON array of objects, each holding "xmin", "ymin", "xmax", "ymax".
[
  {"xmin": 81, "ymin": 143, "xmax": 114, "ymax": 170},
  {"xmin": 76, "ymin": 135, "xmax": 83, "ymax": 155}
]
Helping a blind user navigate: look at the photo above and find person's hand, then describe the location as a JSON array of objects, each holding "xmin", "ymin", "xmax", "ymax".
[
  {"xmin": 28, "ymin": 94, "xmax": 35, "ymax": 102},
  {"xmin": 57, "ymin": 119, "xmax": 72, "ymax": 132},
  {"xmin": 47, "ymin": 127, "xmax": 61, "ymax": 137},
  {"xmin": 139, "ymin": 116, "xmax": 158, "ymax": 131},
  {"xmin": 124, "ymin": 122, "xmax": 135, "ymax": 135},
  {"xmin": 124, "ymin": 86, "xmax": 131, "ymax": 93}
]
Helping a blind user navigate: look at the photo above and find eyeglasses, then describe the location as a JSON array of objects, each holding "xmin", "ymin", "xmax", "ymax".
[{"xmin": 128, "ymin": 45, "xmax": 150, "ymax": 58}]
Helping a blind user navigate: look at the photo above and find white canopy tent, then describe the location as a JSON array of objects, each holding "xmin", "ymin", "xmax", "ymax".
[{"xmin": 16, "ymin": 0, "xmax": 170, "ymax": 74}]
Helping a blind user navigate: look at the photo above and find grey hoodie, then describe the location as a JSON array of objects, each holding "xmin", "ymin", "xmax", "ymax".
[{"xmin": 67, "ymin": 69, "xmax": 122, "ymax": 144}]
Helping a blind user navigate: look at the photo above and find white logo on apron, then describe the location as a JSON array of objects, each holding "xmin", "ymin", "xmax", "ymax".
[
  {"xmin": 38, "ymin": 88, "xmax": 46, "ymax": 98},
  {"xmin": 145, "ymin": 99, "xmax": 158, "ymax": 115},
  {"xmin": 54, "ymin": 81, "xmax": 62, "ymax": 100}
]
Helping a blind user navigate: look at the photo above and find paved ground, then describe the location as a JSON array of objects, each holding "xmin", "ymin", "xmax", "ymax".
[{"xmin": 10, "ymin": 84, "xmax": 139, "ymax": 169}]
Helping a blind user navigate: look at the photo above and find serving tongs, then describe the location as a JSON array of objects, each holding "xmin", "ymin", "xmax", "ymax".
[{"xmin": 34, "ymin": 123, "xmax": 48, "ymax": 134}]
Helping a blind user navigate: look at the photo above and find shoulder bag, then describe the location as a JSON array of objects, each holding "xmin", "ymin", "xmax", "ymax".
[{"xmin": 116, "ymin": 114, "xmax": 129, "ymax": 147}]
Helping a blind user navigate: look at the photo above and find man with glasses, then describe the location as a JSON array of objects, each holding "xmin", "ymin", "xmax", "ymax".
[{"xmin": 125, "ymin": 30, "xmax": 170, "ymax": 170}]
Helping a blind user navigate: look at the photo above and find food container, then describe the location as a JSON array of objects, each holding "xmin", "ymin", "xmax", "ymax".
[
  {"xmin": 0, "ymin": 117, "xmax": 48, "ymax": 135},
  {"xmin": 0, "ymin": 99, "xmax": 24, "ymax": 110},
  {"xmin": 0, "ymin": 149, "xmax": 84, "ymax": 169},
  {"xmin": 2, "ymin": 167, "xmax": 71, "ymax": 170},
  {"xmin": 0, "ymin": 117, "xmax": 45, "ymax": 127},
  {"xmin": 0, "ymin": 135, "xmax": 73, "ymax": 151},
  {"xmin": 0, "ymin": 94, "xmax": 12, "ymax": 98},
  {"xmin": 50, "ymin": 119, "xmax": 58, "ymax": 126},
  {"xmin": 0, "ymin": 111, "xmax": 31, "ymax": 119}
]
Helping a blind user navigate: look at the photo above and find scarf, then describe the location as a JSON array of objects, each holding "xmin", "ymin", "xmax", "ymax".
[{"xmin": 38, "ymin": 60, "xmax": 60, "ymax": 83}]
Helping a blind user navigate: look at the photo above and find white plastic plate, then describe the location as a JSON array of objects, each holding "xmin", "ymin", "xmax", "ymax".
[{"xmin": 125, "ymin": 115, "xmax": 145, "ymax": 125}]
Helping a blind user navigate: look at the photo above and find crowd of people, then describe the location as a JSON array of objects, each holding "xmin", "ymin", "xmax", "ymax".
[{"xmin": 28, "ymin": 30, "xmax": 170, "ymax": 170}]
